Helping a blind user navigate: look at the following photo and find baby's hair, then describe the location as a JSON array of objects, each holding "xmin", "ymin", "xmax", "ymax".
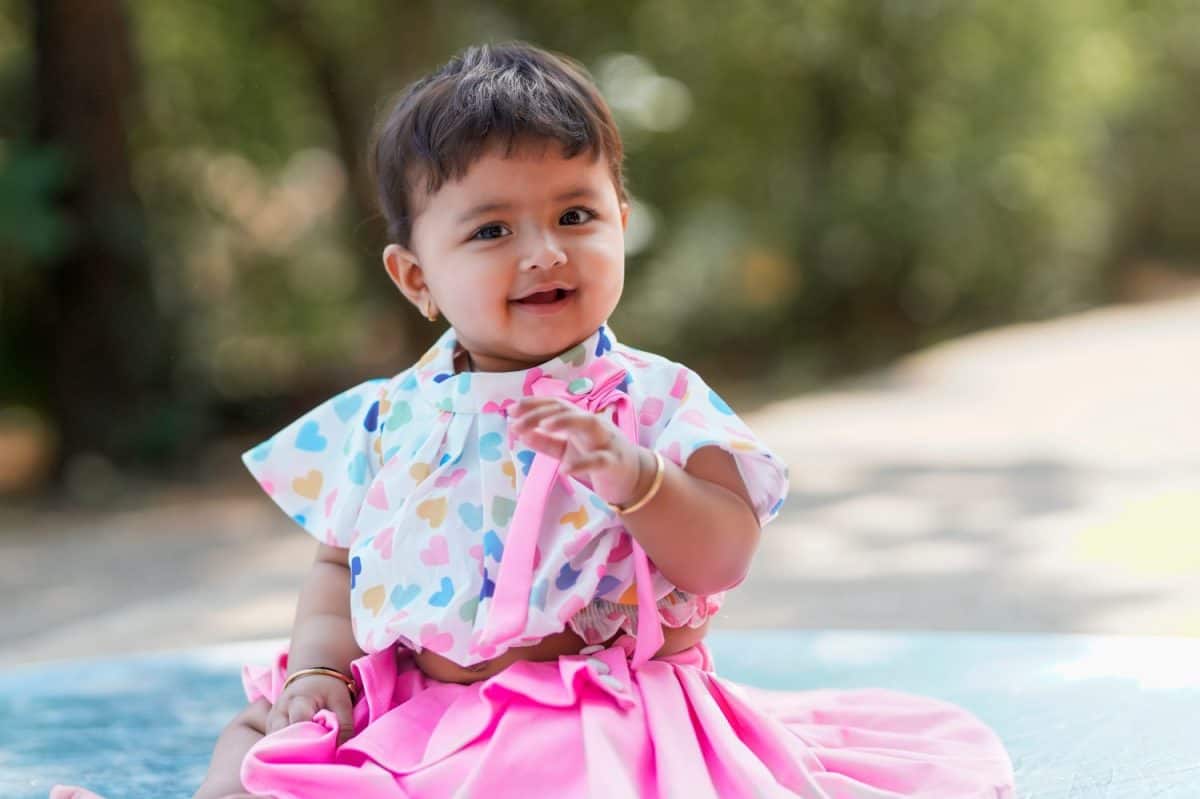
[{"xmin": 370, "ymin": 41, "xmax": 627, "ymax": 248}]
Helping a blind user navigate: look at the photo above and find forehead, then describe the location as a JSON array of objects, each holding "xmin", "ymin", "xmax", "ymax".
[{"xmin": 413, "ymin": 139, "xmax": 613, "ymax": 220}]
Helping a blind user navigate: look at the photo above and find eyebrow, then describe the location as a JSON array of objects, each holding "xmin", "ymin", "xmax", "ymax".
[{"xmin": 456, "ymin": 187, "xmax": 599, "ymax": 224}]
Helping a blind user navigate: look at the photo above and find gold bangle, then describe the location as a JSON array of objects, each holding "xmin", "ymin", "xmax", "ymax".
[
  {"xmin": 607, "ymin": 450, "xmax": 666, "ymax": 515},
  {"xmin": 283, "ymin": 667, "xmax": 358, "ymax": 699}
]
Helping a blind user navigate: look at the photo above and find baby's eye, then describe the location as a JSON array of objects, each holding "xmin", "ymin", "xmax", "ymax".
[
  {"xmin": 471, "ymin": 224, "xmax": 509, "ymax": 241},
  {"xmin": 560, "ymin": 207, "xmax": 596, "ymax": 226}
]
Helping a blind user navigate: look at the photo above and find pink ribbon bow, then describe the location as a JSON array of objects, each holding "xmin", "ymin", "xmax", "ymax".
[{"xmin": 478, "ymin": 356, "xmax": 665, "ymax": 669}]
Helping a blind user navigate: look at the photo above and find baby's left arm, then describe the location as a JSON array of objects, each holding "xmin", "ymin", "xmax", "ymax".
[{"xmin": 510, "ymin": 398, "xmax": 760, "ymax": 595}]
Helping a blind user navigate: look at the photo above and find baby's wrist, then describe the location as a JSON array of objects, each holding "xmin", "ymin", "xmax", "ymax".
[
  {"xmin": 283, "ymin": 666, "xmax": 358, "ymax": 698},
  {"xmin": 604, "ymin": 445, "xmax": 654, "ymax": 508}
]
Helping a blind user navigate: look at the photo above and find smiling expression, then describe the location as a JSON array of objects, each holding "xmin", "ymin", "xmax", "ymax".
[{"xmin": 384, "ymin": 139, "xmax": 629, "ymax": 373}]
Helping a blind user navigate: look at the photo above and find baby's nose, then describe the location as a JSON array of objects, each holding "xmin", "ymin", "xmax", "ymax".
[{"xmin": 518, "ymin": 231, "xmax": 567, "ymax": 270}]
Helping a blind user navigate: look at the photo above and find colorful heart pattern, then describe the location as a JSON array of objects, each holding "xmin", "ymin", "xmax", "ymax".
[
  {"xmin": 594, "ymin": 328, "xmax": 612, "ymax": 356},
  {"xmin": 563, "ymin": 530, "xmax": 591, "ymax": 559},
  {"xmin": 420, "ymin": 623, "xmax": 453, "ymax": 653},
  {"xmin": 559, "ymin": 343, "xmax": 586, "ymax": 366},
  {"xmin": 482, "ymin": 398, "xmax": 515, "ymax": 416},
  {"xmin": 348, "ymin": 453, "xmax": 370, "ymax": 485},
  {"xmin": 478, "ymin": 432, "xmax": 504, "ymax": 461},
  {"xmin": 428, "ymin": 577, "xmax": 454, "ymax": 607},
  {"xmin": 435, "ymin": 468, "xmax": 467, "ymax": 487},
  {"xmin": 483, "ymin": 530, "xmax": 504, "ymax": 561},
  {"xmin": 530, "ymin": 579, "xmax": 549, "ymax": 611},
  {"xmin": 417, "ymin": 497, "xmax": 448, "ymax": 528},
  {"xmin": 556, "ymin": 562, "xmax": 581, "ymax": 591},
  {"xmin": 458, "ymin": 502, "xmax": 484, "ymax": 531},
  {"xmin": 246, "ymin": 325, "xmax": 786, "ymax": 668},
  {"xmin": 469, "ymin": 631, "xmax": 497, "ymax": 660},
  {"xmin": 390, "ymin": 583, "xmax": 420, "ymax": 609},
  {"xmin": 670, "ymin": 368, "xmax": 689, "ymax": 399},
  {"xmin": 366, "ymin": 481, "xmax": 389, "ymax": 510},
  {"xmin": 364, "ymin": 400, "xmax": 380, "ymax": 432},
  {"xmin": 387, "ymin": 401, "xmax": 413, "ymax": 431},
  {"xmin": 639, "ymin": 397, "xmax": 664, "ymax": 427},
  {"xmin": 559, "ymin": 506, "xmax": 589, "ymax": 530},
  {"xmin": 479, "ymin": 567, "xmax": 496, "ymax": 600},
  {"xmin": 522, "ymin": 368, "xmax": 545, "ymax": 397},
  {"xmin": 333, "ymin": 397, "xmax": 362, "ymax": 425},
  {"xmin": 362, "ymin": 584, "xmax": 386, "ymax": 616},
  {"xmin": 295, "ymin": 421, "xmax": 328, "ymax": 452},
  {"xmin": 372, "ymin": 527, "xmax": 394, "ymax": 560},
  {"xmin": 557, "ymin": 594, "xmax": 587, "ymax": 623},
  {"xmin": 292, "ymin": 470, "xmax": 323, "ymax": 500},
  {"xmin": 595, "ymin": 575, "xmax": 622, "ymax": 598},
  {"xmin": 606, "ymin": 532, "xmax": 633, "ymax": 564},
  {"xmin": 420, "ymin": 535, "xmax": 450, "ymax": 566},
  {"xmin": 491, "ymin": 496, "xmax": 516, "ymax": 526}
]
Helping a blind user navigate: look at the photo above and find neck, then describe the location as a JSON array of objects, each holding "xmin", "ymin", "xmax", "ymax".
[{"xmin": 453, "ymin": 344, "xmax": 475, "ymax": 374}]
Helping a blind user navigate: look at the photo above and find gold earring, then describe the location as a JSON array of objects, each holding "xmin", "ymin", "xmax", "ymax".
[{"xmin": 423, "ymin": 297, "xmax": 438, "ymax": 322}]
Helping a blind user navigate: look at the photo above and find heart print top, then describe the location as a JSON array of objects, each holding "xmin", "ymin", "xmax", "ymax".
[{"xmin": 242, "ymin": 323, "xmax": 789, "ymax": 667}]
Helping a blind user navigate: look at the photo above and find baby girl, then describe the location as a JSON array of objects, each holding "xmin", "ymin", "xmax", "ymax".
[{"xmin": 55, "ymin": 40, "xmax": 1013, "ymax": 799}]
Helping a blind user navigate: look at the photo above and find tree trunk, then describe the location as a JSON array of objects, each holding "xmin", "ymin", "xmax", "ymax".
[
  {"xmin": 266, "ymin": 0, "xmax": 435, "ymax": 366},
  {"xmin": 32, "ymin": 0, "xmax": 177, "ymax": 479}
]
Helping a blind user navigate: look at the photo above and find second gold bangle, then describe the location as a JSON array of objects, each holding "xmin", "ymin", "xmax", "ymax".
[
  {"xmin": 607, "ymin": 450, "xmax": 666, "ymax": 515},
  {"xmin": 282, "ymin": 667, "xmax": 358, "ymax": 699}
]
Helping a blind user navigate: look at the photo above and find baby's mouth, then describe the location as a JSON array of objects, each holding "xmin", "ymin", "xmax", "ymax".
[{"xmin": 513, "ymin": 288, "xmax": 574, "ymax": 305}]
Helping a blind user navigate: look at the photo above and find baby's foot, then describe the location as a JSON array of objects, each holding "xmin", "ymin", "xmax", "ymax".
[{"xmin": 49, "ymin": 787, "xmax": 105, "ymax": 799}]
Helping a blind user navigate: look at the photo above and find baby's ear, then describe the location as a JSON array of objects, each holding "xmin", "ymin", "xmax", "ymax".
[
  {"xmin": 382, "ymin": 244, "xmax": 425, "ymax": 306},
  {"xmin": 620, "ymin": 201, "xmax": 631, "ymax": 232}
]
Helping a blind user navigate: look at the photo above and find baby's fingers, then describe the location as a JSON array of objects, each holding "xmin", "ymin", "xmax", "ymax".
[
  {"xmin": 510, "ymin": 408, "xmax": 573, "ymax": 456},
  {"xmin": 265, "ymin": 695, "xmax": 317, "ymax": 735},
  {"xmin": 540, "ymin": 413, "xmax": 610, "ymax": 449},
  {"xmin": 327, "ymin": 692, "xmax": 357, "ymax": 745},
  {"xmin": 510, "ymin": 403, "xmax": 574, "ymax": 436},
  {"xmin": 513, "ymin": 425, "xmax": 568, "ymax": 460},
  {"xmin": 561, "ymin": 448, "xmax": 618, "ymax": 476},
  {"xmin": 265, "ymin": 702, "xmax": 290, "ymax": 735},
  {"xmin": 285, "ymin": 694, "xmax": 320, "ymax": 726}
]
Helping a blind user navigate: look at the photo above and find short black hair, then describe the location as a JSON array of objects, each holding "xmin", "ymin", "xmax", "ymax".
[{"xmin": 371, "ymin": 41, "xmax": 627, "ymax": 247}]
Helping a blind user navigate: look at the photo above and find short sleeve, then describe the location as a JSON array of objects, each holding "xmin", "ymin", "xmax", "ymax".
[
  {"xmin": 651, "ymin": 366, "xmax": 789, "ymax": 528},
  {"xmin": 241, "ymin": 379, "xmax": 387, "ymax": 548}
]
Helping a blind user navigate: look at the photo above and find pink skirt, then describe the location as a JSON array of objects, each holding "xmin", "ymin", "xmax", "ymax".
[{"xmin": 239, "ymin": 636, "xmax": 1014, "ymax": 798}]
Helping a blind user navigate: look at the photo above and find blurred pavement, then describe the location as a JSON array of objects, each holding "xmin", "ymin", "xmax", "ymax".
[{"xmin": 3, "ymin": 293, "xmax": 1199, "ymax": 665}]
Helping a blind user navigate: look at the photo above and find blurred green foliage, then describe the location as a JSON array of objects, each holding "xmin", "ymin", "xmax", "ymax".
[{"xmin": 1, "ymin": 0, "xmax": 1198, "ymax": 475}]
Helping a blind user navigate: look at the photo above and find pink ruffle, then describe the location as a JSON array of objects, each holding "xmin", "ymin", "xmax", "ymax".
[
  {"xmin": 567, "ymin": 589, "xmax": 724, "ymax": 646},
  {"xmin": 239, "ymin": 638, "xmax": 1014, "ymax": 798}
]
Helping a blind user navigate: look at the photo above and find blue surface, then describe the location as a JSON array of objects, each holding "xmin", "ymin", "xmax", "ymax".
[{"xmin": 3, "ymin": 630, "xmax": 1199, "ymax": 798}]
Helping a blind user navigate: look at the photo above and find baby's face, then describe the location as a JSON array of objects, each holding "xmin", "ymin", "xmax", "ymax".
[{"xmin": 400, "ymin": 140, "xmax": 628, "ymax": 372}]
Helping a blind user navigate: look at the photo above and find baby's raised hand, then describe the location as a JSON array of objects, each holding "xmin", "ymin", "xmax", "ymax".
[
  {"xmin": 508, "ymin": 396, "xmax": 644, "ymax": 507},
  {"xmin": 265, "ymin": 672, "xmax": 356, "ymax": 745}
]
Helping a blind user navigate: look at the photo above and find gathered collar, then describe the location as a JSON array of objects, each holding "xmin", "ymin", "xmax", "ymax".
[{"xmin": 412, "ymin": 323, "xmax": 618, "ymax": 414}]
